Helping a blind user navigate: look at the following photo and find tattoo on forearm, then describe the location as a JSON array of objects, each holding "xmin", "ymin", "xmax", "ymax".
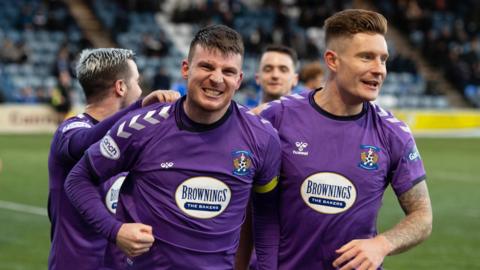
[{"xmin": 382, "ymin": 181, "xmax": 432, "ymax": 255}]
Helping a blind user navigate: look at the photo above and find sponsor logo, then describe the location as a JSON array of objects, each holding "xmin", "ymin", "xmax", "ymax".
[
  {"xmin": 293, "ymin": 141, "xmax": 309, "ymax": 156},
  {"xmin": 62, "ymin": 121, "xmax": 91, "ymax": 133},
  {"xmin": 161, "ymin": 162, "xmax": 174, "ymax": 168},
  {"xmin": 175, "ymin": 177, "xmax": 231, "ymax": 219},
  {"xmin": 232, "ymin": 150, "xmax": 253, "ymax": 176},
  {"xmin": 300, "ymin": 172, "xmax": 357, "ymax": 214},
  {"xmin": 407, "ymin": 145, "xmax": 421, "ymax": 161},
  {"xmin": 100, "ymin": 135, "xmax": 120, "ymax": 160},
  {"xmin": 105, "ymin": 175, "xmax": 126, "ymax": 214},
  {"xmin": 358, "ymin": 145, "xmax": 380, "ymax": 170}
]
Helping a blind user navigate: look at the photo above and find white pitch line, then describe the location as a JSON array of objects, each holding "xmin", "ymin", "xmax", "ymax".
[{"xmin": 0, "ymin": 200, "xmax": 47, "ymax": 217}]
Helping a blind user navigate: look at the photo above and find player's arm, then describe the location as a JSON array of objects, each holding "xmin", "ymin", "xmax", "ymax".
[
  {"xmin": 65, "ymin": 114, "xmax": 160, "ymax": 257},
  {"xmin": 65, "ymin": 154, "xmax": 155, "ymax": 258},
  {"xmin": 333, "ymin": 181, "xmax": 432, "ymax": 270},
  {"xmin": 252, "ymin": 176, "xmax": 280, "ymax": 270},
  {"xmin": 382, "ymin": 180, "xmax": 432, "ymax": 251},
  {"xmin": 63, "ymin": 90, "xmax": 179, "ymax": 161},
  {"xmin": 235, "ymin": 200, "xmax": 253, "ymax": 270},
  {"xmin": 333, "ymin": 135, "xmax": 433, "ymax": 270},
  {"xmin": 252, "ymin": 134, "xmax": 282, "ymax": 270}
]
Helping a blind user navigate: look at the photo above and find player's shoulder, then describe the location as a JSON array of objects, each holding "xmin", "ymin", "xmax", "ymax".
[
  {"xmin": 368, "ymin": 102, "xmax": 413, "ymax": 143},
  {"xmin": 258, "ymin": 93, "xmax": 309, "ymax": 128},
  {"xmin": 235, "ymin": 102, "xmax": 279, "ymax": 138},
  {"xmin": 57, "ymin": 113, "xmax": 93, "ymax": 135},
  {"xmin": 110, "ymin": 102, "xmax": 175, "ymax": 140},
  {"xmin": 264, "ymin": 93, "xmax": 309, "ymax": 114}
]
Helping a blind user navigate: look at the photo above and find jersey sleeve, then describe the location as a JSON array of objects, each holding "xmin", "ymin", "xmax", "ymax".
[
  {"xmin": 389, "ymin": 136, "xmax": 426, "ymax": 196},
  {"xmin": 259, "ymin": 101, "xmax": 283, "ymax": 130},
  {"xmin": 253, "ymin": 132, "xmax": 281, "ymax": 192},
  {"xmin": 252, "ymin": 132, "xmax": 281, "ymax": 270},
  {"xmin": 65, "ymin": 110, "xmax": 146, "ymax": 242},
  {"xmin": 57, "ymin": 100, "xmax": 142, "ymax": 162}
]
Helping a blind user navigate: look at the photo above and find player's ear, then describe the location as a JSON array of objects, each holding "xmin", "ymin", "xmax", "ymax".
[
  {"xmin": 114, "ymin": 79, "xmax": 126, "ymax": 97},
  {"xmin": 181, "ymin": 59, "xmax": 189, "ymax": 80},
  {"xmin": 255, "ymin": 72, "xmax": 260, "ymax": 86},
  {"xmin": 324, "ymin": 50, "xmax": 338, "ymax": 72},
  {"xmin": 235, "ymin": 72, "xmax": 243, "ymax": 90},
  {"xmin": 293, "ymin": 72, "xmax": 299, "ymax": 87}
]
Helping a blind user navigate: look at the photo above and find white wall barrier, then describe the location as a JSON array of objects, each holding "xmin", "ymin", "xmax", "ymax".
[{"xmin": 0, "ymin": 104, "xmax": 58, "ymax": 133}]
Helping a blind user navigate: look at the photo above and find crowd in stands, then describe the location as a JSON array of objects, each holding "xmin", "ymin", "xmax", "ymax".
[
  {"xmin": 0, "ymin": 0, "xmax": 89, "ymax": 112},
  {"xmin": 2, "ymin": 0, "xmax": 477, "ymax": 108},
  {"xmin": 375, "ymin": 0, "xmax": 480, "ymax": 106}
]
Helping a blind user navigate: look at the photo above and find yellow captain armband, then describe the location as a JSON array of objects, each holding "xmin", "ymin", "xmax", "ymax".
[{"xmin": 253, "ymin": 176, "xmax": 279, "ymax": 194}]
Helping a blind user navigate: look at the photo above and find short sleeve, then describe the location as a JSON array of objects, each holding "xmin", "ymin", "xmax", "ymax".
[{"xmin": 390, "ymin": 137, "xmax": 426, "ymax": 196}]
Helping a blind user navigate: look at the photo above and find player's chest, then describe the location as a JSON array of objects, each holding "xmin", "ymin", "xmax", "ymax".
[
  {"xmin": 279, "ymin": 123, "xmax": 390, "ymax": 187},
  {"xmin": 135, "ymin": 131, "xmax": 260, "ymax": 183}
]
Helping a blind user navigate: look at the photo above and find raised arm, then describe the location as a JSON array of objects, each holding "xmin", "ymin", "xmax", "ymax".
[
  {"xmin": 64, "ymin": 90, "xmax": 180, "ymax": 161},
  {"xmin": 61, "ymin": 100, "xmax": 141, "ymax": 161}
]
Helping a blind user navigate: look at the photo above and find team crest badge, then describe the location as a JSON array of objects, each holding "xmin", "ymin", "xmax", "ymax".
[
  {"xmin": 358, "ymin": 145, "xmax": 380, "ymax": 170},
  {"xmin": 232, "ymin": 150, "xmax": 253, "ymax": 176}
]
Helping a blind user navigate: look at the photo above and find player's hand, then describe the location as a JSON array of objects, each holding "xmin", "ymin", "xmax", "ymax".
[
  {"xmin": 116, "ymin": 223, "xmax": 155, "ymax": 258},
  {"xmin": 249, "ymin": 103, "xmax": 268, "ymax": 115},
  {"xmin": 142, "ymin": 90, "xmax": 180, "ymax": 107},
  {"xmin": 333, "ymin": 236, "xmax": 393, "ymax": 270}
]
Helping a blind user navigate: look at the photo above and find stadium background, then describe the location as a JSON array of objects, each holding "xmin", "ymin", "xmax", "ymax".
[{"xmin": 0, "ymin": 0, "xmax": 479, "ymax": 269}]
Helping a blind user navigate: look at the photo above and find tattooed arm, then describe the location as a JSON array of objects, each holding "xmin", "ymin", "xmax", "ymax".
[
  {"xmin": 382, "ymin": 180, "xmax": 433, "ymax": 254},
  {"xmin": 332, "ymin": 181, "xmax": 433, "ymax": 270}
]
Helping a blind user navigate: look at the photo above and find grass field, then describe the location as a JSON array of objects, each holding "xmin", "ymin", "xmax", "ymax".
[{"xmin": 0, "ymin": 134, "xmax": 479, "ymax": 269}]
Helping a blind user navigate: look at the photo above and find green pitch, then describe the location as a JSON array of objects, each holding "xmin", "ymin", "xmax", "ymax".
[{"xmin": 0, "ymin": 134, "xmax": 479, "ymax": 269}]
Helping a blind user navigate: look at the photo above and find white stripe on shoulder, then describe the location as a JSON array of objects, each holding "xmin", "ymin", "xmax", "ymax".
[
  {"xmin": 290, "ymin": 93, "xmax": 305, "ymax": 99},
  {"xmin": 62, "ymin": 121, "xmax": 92, "ymax": 133},
  {"xmin": 144, "ymin": 110, "xmax": 160, "ymax": 124},
  {"xmin": 386, "ymin": 117, "xmax": 401, "ymax": 123},
  {"xmin": 115, "ymin": 105, "xmax": 172, "ymax": 139},
  {"xmin": 400, "ymin": 125, "xmax": 412, "ymax": 133},
  {"xmin": 374, "ymin": 103, "xmax": 412, "ymax": 134},
  {"xmin": 158, "ymin": 105, "xmax": 170, "ymax": 119},
  {"xmin": 375, "ymin": 103, "xmax": 390, "ymax": 117},
  {"xmin": 129, "ymin": 114, "xmax": 146, "ymax": 130},
  {"xmin": 260, "ymin": 118, "xmax": 270, "ymax": 125},
  {"xmin": 117, "ymin": 121, "xmax": 132, "ymax": 138}
]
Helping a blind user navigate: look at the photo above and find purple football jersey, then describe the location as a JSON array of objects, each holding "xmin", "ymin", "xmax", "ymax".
[
  {"xmin": 48, "ymin": 114, "xmax": 107, "ymax": 270},
  {"xmin": 260, "ymin": 90, "xmax": 426, "ymax": 270},
  {"xmin": 68, "ymin": 97, "xmax": 281, "ymax": 269},
  {"xmin": 48, "ymin": 101, "xmax": 140, "ymax": 270}
]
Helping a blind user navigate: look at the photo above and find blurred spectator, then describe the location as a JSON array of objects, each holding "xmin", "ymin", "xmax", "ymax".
[
  {"xmin": 50, "ymin": 71, "xmax": 73, "ymax": 123},
  {"xmin": 387, "ymin": 52, "xmax": 418, "ymax": 74},
  {"xmin": 375, "ymin": 0, "xmax": 480, "ymax": 106},
  {"xmin": 15, "ymin": 86, "xmax": 38, "ymax": 103},
  {"xmin": 37, "ymin": 86, "xmax": 52, "ymax": 104},
  {"xmin": 299, "ymin": 61, "xmax": 324, "ymax": 91},
  {"xmin": 17, "ymin": 3, "xmax": 35, "ymax": 30},
  {"xmin": 142, "ymin": 34, "xmax": 169, "ymax": 57},
  {"xmin": 54, "ymin": 44, "xmax": 74, "ymax": 77},
  {"xmin": 152, "ymin": 67, "xmax": 171, "ymax": 90},
  {"xmin": 0, "ymin": 90, "xmax": 5, "ymax": 103},
  {"xmin": 0, "ymin": 38, "xmax": 29, "ymax": 64}
]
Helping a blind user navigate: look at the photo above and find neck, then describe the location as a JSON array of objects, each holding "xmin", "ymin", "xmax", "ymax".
[
  {"xmin": 84, "ymin": 98, "xmax": 121, "ymax": 122},
  {"xmin": 183, "ymin": 98, "xmax": 230, "ymax": 125},
  {"xmin": 314, "ymin": 82, "xmax": 364, "ymax": 116}
]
